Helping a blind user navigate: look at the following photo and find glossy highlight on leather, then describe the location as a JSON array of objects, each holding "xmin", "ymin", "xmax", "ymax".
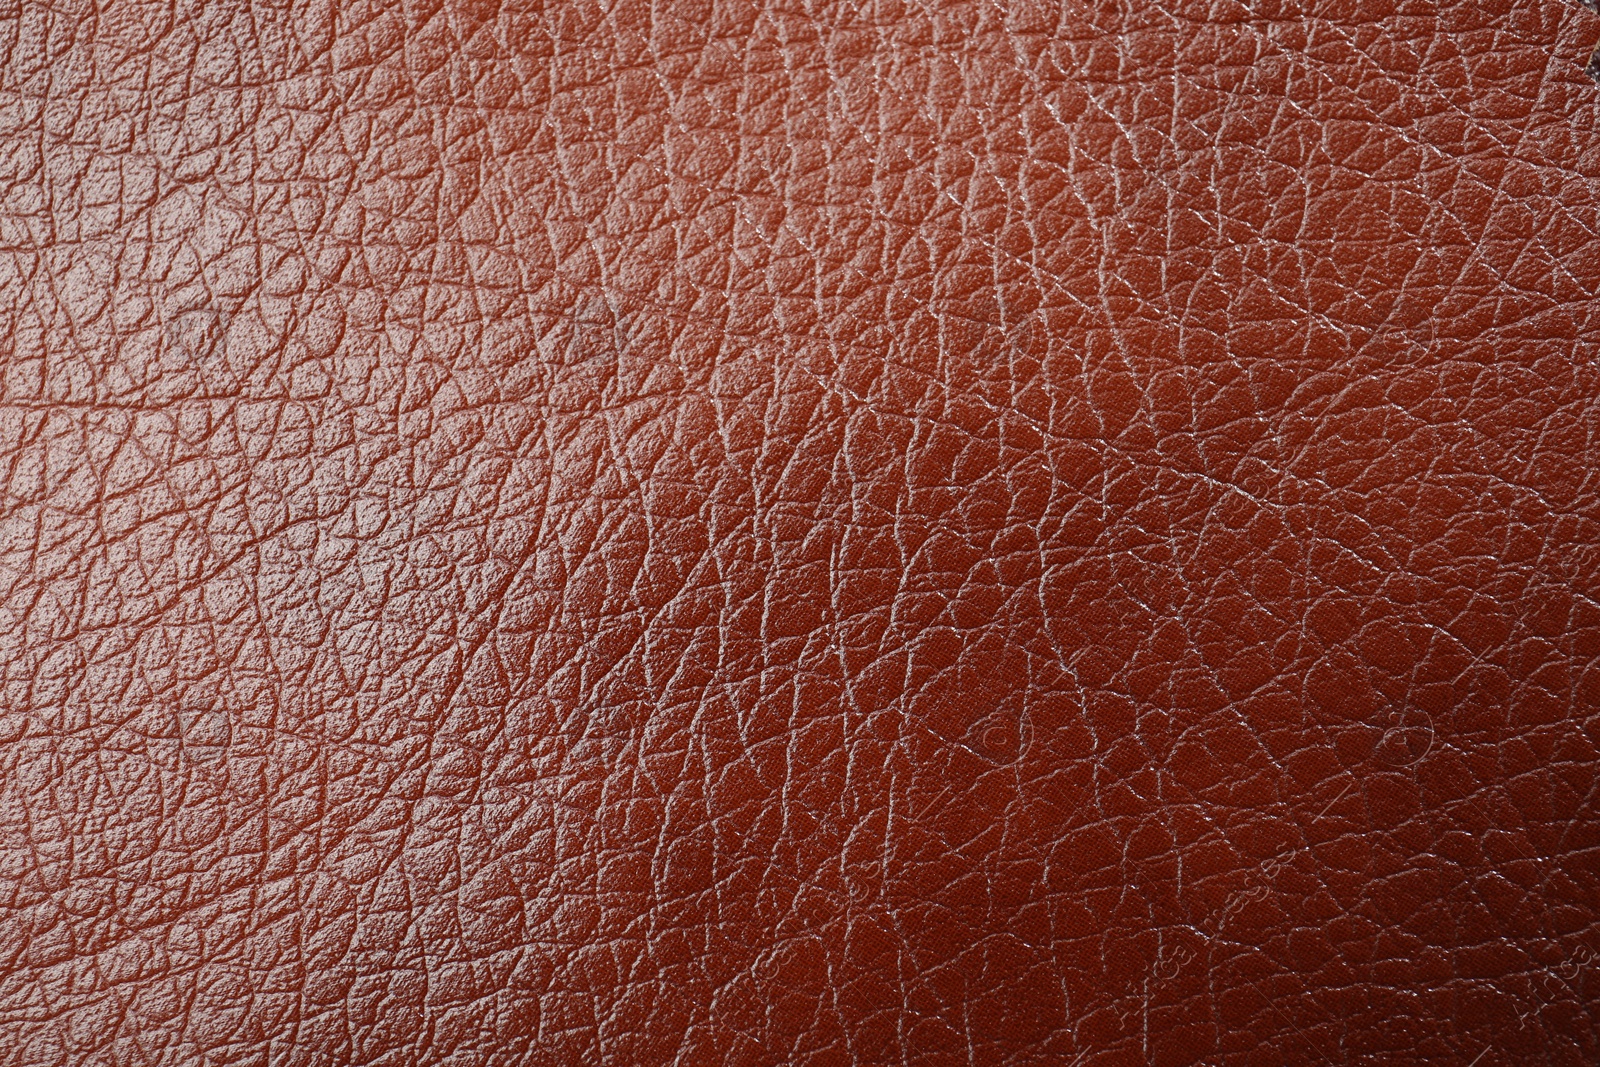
[{"xmin": 1, "ymin": 0, "xmax": 1598, "ymax": 1063}]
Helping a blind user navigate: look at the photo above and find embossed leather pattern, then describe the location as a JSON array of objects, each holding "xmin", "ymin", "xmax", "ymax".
[{"xmin": 2, "ymin": 0, "xmax": 1598, "ymax": 1063}]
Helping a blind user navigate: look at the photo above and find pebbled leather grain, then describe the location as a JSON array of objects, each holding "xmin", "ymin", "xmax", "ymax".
[{"xmin": 2, "ymin": 0, "xmax": 1599, "ymax": 1063}]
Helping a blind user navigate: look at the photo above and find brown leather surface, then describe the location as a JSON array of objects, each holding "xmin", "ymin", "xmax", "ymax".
[{"xmin": 2, "ymin": 0, "xmax": 1599, "ymax": 1063}]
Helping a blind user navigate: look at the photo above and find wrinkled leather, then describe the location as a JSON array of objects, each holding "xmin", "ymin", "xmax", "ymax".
[{"xmin": 2, "ymin": 0, "xmax": 1599, "ymax": 1062}]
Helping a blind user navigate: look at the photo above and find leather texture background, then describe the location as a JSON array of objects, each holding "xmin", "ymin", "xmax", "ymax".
[{"xmin": 2, "ymin": 0, "xmax": 1599, "ymax": 1063}]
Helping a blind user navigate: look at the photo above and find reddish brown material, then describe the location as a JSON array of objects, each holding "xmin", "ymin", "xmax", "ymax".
[{"xmin": 2, "ymin": 0, "xmax": 1599, "ymax": 1063}]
